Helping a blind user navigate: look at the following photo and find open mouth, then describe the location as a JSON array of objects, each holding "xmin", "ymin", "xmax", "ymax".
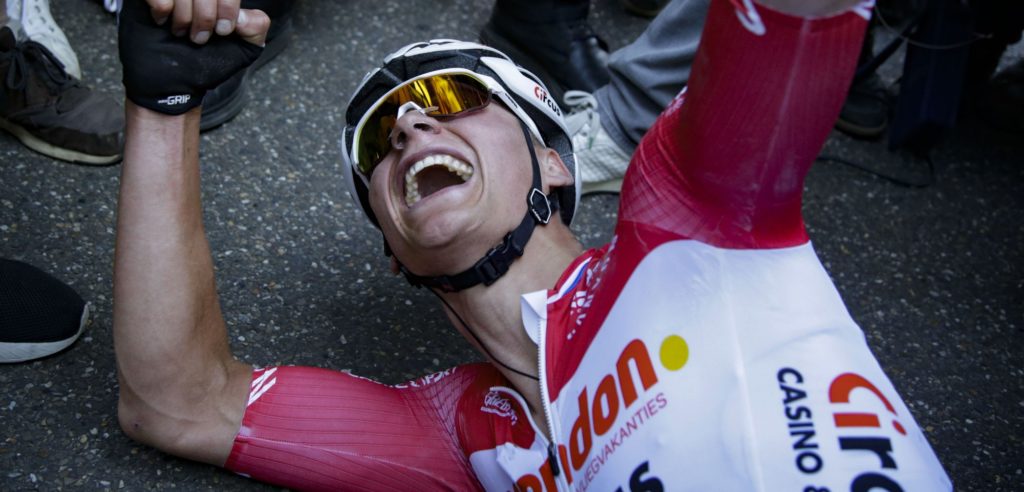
[{"xmin": 404, "ymin": 154, "xmax": 474, "ymax": 206}]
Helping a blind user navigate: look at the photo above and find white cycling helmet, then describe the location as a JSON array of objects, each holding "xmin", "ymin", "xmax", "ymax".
[
  {"xmin": 340, "ymin": 39, "xmax": 581, "ymax": 292},
  {"xmin": 341, "ymin": 39, "xmax": 579, "ymax": 229}
]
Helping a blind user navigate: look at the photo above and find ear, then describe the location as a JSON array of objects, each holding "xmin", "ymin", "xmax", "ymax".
[{"xmin": 537, "ymin": 147, "xmax": 574, "ymax": 193}]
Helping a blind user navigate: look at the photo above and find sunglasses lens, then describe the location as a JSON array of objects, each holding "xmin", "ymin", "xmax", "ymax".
[{"xmin": 356, "ymin": 73, "xmax": 491, "ymax": 176}]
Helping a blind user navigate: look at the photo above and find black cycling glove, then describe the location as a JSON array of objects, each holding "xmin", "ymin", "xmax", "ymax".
[{"xmin": 118, "ymin": 0, "xmax": 264, "ymax": 115}]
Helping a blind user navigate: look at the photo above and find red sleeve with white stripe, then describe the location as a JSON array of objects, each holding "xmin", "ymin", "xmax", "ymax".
[
  {"xmin": 618, "ymin": 0, "xmax": 870, "ymax": 249},
  {"xmin": 223, "ymin": 365, "xmax": 487, "ymax": 491}
]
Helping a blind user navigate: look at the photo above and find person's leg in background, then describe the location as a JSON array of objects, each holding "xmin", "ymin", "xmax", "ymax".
[
  {"xmin": 963, "ymin": 0, "xmax": 1024, "ymax": 132},
  {"xmin": 963, "ymin": 0, "xmax": 1023, "ymax": 93},
  {"xmin": 569, "ymin": 0, "xmax": 710, "ymax": 194},
  {"xmin": 0, "ymin": 1, "xmax": 91, "ymax": 361},
  {"xmin": 835, "ymin": 18, "xmax": 891, "ymax": 139},
  {"xmin": 480, "ymin": 0, "xmax": 610, "ymax": 105}
]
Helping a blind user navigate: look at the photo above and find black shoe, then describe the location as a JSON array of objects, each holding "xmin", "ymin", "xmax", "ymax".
[
  {"xmin": 836, "ymin": 73, "xmax": 891, "ymax": 139},
  {"xmin": 479, "ymin": 4, "xmax": 609, "ymax": 109},
  {"xmin": 0, "ymin": 27, "xmax": 123, "ymax": 164},
  {"xmin": 0, "ymin": 259, "xmax": 89, "ymax": 363},
  {"xmin": 199, "ymin": 3, "xmax": 294, "ymax": 132}
]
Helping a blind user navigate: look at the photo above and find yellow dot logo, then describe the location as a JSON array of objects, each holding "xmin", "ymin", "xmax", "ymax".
[{"xmin": 660, "ymin": 334, "xmax": 689, "ymax": 371}]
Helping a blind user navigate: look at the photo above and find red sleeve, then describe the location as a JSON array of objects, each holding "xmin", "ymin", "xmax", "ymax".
[
  {"xmin": 618, "ymin": 0, "xmax": 869, "ymax": 249},
  {"xmin": 224, "ymin": 365, "xmax": 488, "ymax": 491}
]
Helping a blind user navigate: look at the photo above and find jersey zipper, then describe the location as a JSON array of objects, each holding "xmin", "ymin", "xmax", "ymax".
[{"xmin": 536, "ymin": 305, "xmax": 570, "ymax": 491}]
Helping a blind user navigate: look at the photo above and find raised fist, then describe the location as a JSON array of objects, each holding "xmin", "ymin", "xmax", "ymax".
[{"xmin": 118, "ymin": 0, "xmax": 269, "ymax": 115}]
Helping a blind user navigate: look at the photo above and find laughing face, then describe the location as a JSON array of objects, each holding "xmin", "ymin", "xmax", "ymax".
[{"xmin": 367, "ymin": 102, "xmax": 571, "ymax": 278}]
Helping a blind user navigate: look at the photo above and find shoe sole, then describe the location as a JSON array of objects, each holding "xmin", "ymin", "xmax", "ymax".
[
  {"xmin": 479, "ymin": 26, "xmax": 569, "ymax": 110},
  {"xmin": 199, "ymin": 72, "xmax": 250, "ymax": 132},
  {"xmin": 834, "ymin": 117, "xmax": 887, "ymax": 139},
  {"xmin": 199, "ymin": 17, "xmax": 293, "ymax": 132},
  {"xmin": 0, "ymin": 303, "xmax": 90, "ymax": 363},
  {"xmin": 582, "ymin": 178, "xmax": 623, "ymax": 196},
  {"xmin": 0, "ymin": 118, "xmax": 121, "ymax": 165}
]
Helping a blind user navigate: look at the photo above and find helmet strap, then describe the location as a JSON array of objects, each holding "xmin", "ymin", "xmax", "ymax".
[{"xmin": 399, "ymin": 119, "xmax": 557, "ymax": 293}]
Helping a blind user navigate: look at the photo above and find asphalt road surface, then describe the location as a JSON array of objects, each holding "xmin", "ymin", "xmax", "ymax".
[{"xmin": 1, "ymin": 0, "xmax": 1021, "ymax": 490}]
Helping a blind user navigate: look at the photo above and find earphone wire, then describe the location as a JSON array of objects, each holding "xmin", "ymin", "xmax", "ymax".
[
  {"xmin": 875, "ymin": 6, "xmax": 991, "ymax": 51},
  {"xmin": 429, "ymin": 288, "xmax": 541, "ymax": 381}
]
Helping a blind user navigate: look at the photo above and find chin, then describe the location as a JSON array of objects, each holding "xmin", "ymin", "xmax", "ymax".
[{"xmin": 398, "ymin": 223, "xmax": 506, "ymax": 277}]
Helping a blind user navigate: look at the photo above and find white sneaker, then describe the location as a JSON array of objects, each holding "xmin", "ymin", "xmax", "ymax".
[
  {"xmin": 101, "ymin": 0, "xmax": 120, "ymax": 14},
  {"xmin": 6, "ymin": 0, "xmax": 82, "ymax": 79},
  {"xmin": 563, "ymin": 90, "xmax": 631, "ymax": 195}
]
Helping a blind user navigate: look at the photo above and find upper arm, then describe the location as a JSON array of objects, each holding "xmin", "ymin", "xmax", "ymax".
[
  {"xmin": 223, "ymin": 365, "xmax": 485, "ymax": 491},
  {"xmin": 617, "ymin": 0, "xmax": 867, "ymax": 249}
]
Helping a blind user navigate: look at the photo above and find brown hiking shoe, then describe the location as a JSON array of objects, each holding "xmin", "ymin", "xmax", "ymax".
[{"xmin": 0, "ymin": 26, "xmax": 123, "ymax": 164}]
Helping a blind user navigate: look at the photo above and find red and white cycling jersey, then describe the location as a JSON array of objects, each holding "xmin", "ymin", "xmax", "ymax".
[{"xmin": 225, "ymin": 1, "xmax": 951, "ymax": 490}]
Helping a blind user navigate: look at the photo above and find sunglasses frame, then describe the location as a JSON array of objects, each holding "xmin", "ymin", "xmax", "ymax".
[{"xmin": 349, "ymin": 68, "xmax": 546, "ymax": 185}]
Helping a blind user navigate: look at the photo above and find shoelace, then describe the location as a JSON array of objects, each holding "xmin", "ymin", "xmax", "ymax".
[
  {"xmin": 563, "ymin": 90, "xmax": 600, "ymax": 149},
  {"xmin": 104, "ymin": 0, "xmax": 119, "ymax": 13},
  {"xmin": 3, "ymin": 38, "xmax": 75, "ymax": 93}
]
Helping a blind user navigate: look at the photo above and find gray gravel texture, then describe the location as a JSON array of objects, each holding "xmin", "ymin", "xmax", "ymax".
[{"xmin": 1, "ymin": 0, "xmax": 1022, "ymax": 490}]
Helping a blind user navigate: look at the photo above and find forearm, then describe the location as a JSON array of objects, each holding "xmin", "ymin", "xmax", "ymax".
[{"xmin": 112, "ymin": 102, "xmax": 248, "ymax": 464}]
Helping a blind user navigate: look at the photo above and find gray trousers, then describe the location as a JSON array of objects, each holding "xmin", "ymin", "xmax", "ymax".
[{"xmin": 595, "ymin": 0, "xmax": 710, "ymax": 153}]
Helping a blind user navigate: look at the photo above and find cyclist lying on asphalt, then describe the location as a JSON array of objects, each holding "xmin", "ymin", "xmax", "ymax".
[{"xmin": 112, "ymin": 0, "xmax": 951, "ymax": 489}]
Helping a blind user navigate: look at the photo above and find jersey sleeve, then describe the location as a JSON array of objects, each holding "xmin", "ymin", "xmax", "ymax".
[
  {"xmin": 618, "ymin": 0, "xmax": 870, "ymax": 249},
  {"xmin": 223, "ymin": 365, "xmax": 487, "ymax": 491}
]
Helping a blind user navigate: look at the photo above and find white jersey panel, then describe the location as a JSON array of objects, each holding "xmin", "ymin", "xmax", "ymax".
[{"xmin": 545, "ymin": 239, "xmax": 951, "ymax": 491}]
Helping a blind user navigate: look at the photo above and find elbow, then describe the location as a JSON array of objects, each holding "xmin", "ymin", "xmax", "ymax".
[
  {"xmin": 114, "ymin": 363, "xmax": 248, "ymax": 465},
  {"xmin": 116, "ymin": 389, "xmax": 162, "ymax": 448},
  {"xmin": 116, "ymin": 380, "xmax": 186, "ymax": 454},
  {"xmin": 116, "ymin": 389, "xmax": 199, "ymax": 460}
]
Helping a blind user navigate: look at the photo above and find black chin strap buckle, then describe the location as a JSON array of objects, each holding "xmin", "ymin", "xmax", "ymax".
[
  {"xmin": 472, "ymin": 228, "xmax": 528, "ymax": 287},
  {"xmin": 528, "ymin": 188, "xmax": 552, "ymax": 225},
  {"xmin": 470, "ymin": 250, "xmax": 507, "ymax": 287},
  {"xmin": 397, "ymin": 224, "xmax": 530, "ymax": 293},
  {"xmin": 398, "ymin": 265, "xmax": 426, "ymax": 289}
]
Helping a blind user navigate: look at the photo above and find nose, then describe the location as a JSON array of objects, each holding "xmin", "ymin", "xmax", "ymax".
[{"xmin": 391, "ymin": 107, "xmax": 441, "ymax": 151}]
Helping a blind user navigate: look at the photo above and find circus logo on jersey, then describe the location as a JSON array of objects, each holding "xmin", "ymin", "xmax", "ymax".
[
  {"xmin": 481, "ymin": 390, "xmax": 519, "ymax": 425},
  {"xmin": 515, "ymin": 335, "xmax": 689, "ymax": 491},
  {"xmin": 829, "ymin": 372, "xmax": 909, "ymax": 491},
  {"xmin": 776, "ymin": 368, "xmax": 910, "ymax": 492}
]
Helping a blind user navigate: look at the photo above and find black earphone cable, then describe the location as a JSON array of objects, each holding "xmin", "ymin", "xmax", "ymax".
[
  {"xmin": 816, "ymin": 151, "xmax": 935, "ymax": 189},
  {"xmin": 428, "ymin": 288, "xmax": 541, "ymax": 381}
]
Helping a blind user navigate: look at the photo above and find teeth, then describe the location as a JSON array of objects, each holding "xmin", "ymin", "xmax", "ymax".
[{"xmin": 404, "ymin": 154, "xmax": 474, "ymax": 206}]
